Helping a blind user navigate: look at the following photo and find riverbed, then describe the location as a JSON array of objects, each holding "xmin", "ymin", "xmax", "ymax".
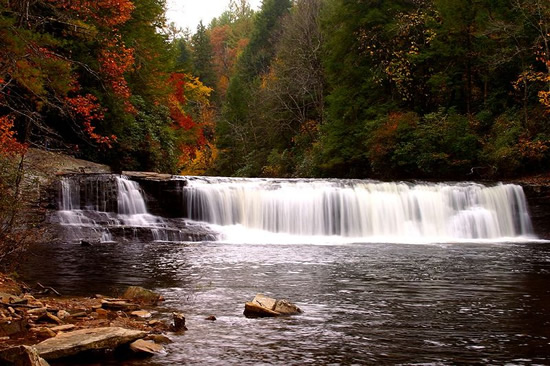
[{"xmin": 22, "ymin": 240, "xmax": 550, "ymax": 365}]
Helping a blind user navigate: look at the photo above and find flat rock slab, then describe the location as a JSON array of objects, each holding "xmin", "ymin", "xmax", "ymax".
[
  {"xmin": 129, "ymin": 339, "xmax": 165, "ymax": 355},
  {"xmin": 34, "ymin": 327, "xmax": 147, "ymax": 360},
  {"xmin": 101, "ymin": 300, "xmax": 140, "ymax": 311}
]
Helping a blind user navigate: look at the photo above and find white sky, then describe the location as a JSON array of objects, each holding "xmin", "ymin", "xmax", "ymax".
[{"xmin": 165, "ymin": 0, "xmax": 263, "ymax": 32}]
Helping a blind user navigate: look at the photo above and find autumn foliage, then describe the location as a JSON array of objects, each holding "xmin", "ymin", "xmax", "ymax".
[{"xmin": 0, "ymin": 115, "xmax": 27, "ymax": 157}]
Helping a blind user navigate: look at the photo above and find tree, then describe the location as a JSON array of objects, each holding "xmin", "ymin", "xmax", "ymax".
[
  {"xmin": 215, "ymin": 0, "xmax": 291, "ymax": 176},
  {"xmin": 252, "ymin": 0, "xmax": 325, "ymax": 176},
  {"xmin": 192, "ymin": 21, "xmax": 216, "ymax": 90}
]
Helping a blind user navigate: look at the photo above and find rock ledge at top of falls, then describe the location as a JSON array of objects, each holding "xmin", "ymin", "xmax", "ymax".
[
  {"xmin": 33, "ymin": 327, "xmax": 147, "ymax": 360},
  {"xmin": 244, "ymin": 294, "xmax": 302, "ymax": 318},
  {"xmin": 122, "ymin": 171, "xmax": 174, "ymax": 181}
]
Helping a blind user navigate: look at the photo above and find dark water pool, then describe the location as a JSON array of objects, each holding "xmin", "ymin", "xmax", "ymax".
[{"xmin": 21, "ymin": 241, "xmax": 550, "ymax": 365}]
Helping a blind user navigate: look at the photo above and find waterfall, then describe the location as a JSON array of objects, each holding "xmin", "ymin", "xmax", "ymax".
[
  {"xmin": 55, "ymin": 175, "xmax": 213, "ymax": 243},
  {"xmin": 183, "ymin": 178, "xmax": 535, "ymax": 243}
]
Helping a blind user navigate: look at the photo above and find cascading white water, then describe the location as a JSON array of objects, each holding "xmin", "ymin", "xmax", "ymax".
[
  {"xmin": 57, "ymin": 177, "xmax": 114, "ymax": 242},
  {"xmin": 56, "ymin": 175, "xmax": 193, "ymax": 243},
  {"xmin": 184, "ymin": 178, "xmax": 535, "ymax": 243}
]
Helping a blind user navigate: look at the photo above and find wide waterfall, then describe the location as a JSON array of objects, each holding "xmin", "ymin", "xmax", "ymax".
[{"xmin": 183, "ymin": 178, "xmax": 535, "ymax": 243}]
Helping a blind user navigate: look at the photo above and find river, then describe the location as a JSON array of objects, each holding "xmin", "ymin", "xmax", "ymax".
[{"xmin": 22, "ymin": 239, "xmax": 550, "ymax": 365}]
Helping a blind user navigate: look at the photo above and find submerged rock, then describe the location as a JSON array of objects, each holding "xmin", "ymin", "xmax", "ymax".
[
  {"xmin": 33, "ymin": 327, "xmax": 147, "ymax": 360},
  {"xmin": 122, "ymin": 286, "xmax": 161, "ymax": 305},
  {"xmin": 244, "ymin": 294, "xmax": 302, "ymax": 318}
]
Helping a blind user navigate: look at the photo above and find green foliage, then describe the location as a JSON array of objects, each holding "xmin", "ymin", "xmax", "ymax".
[
  {"xmin": 109, "ymin": 96, "xmax": 178, "ymax": 173},
  {"xmin": 481, "ymin": 112, "xmax": 524, "ymax": 176},
  {"xmin": 367, "ymin": 110, "xmax": 479, "ymax": 178},
  {"xmin": 214, "ymin": 0, "xmax": 291, "ymax": 176},
  {"xmin": 191, "ymin": 21, "xmax": 217, "ymax": 89}
]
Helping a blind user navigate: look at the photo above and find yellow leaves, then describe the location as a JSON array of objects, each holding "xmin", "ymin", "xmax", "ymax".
[
  {"xmin": 179, "ymin": 142, "xmax": 218, "ymax": 176},
  {"xmin": 539, "ymin": 90, "xmax": 550, "ymax": 109},
  {"xmin": 260, "ymin": 68, "xmax": 277, "ymax": 89},
  {"xmin": 184, "ymin": 75, "xmax": 213, "ymax": 107},
  {"xmin": 518, "ymin": 136, "xmax": 549, "ymax": 161}
]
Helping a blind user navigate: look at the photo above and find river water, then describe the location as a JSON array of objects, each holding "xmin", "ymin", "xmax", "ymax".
[{"xmin": 22, "ymin": 239, "xmax": 550, "ymax": 365}]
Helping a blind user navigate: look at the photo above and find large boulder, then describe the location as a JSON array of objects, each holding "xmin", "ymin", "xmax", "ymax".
[
  {"xmin": 0, "ymin": 345, "xmax": 50, "ymax": 366},
  {"xmin": 33, "ymin": 327, "xmax": 147, "ymax": 360},
  {"xmin": 244, "ymin": 294, "xmax": 302, "ymax": 318},
  {"xmin": 0, "ymin": 318, "xmax": 28, "ymax": 336}
]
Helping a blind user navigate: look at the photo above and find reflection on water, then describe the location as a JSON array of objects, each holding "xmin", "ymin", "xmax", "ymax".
[{"xmin": 21, "ymin": 241, "xmax": 550, "ymax": 365}]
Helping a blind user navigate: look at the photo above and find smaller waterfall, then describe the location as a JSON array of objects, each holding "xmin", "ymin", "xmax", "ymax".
[{"xmin": 55, "ymin": 175, "xmax": 214, "ymax": 244}]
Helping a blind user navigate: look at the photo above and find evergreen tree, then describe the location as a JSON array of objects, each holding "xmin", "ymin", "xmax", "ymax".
[{"xmin": 192, "ymin": 21, "xmax": 217, "ymax": 89}]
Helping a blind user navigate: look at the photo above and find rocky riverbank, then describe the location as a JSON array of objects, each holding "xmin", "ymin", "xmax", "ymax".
[{"xmin": 0, "ymin": 273, "xmax": 179, "ymax": 364}]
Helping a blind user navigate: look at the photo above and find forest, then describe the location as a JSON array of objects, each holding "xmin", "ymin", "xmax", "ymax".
[{"xmin": 1, "ymin": 0, "xmax": 550, "ymax": 180}]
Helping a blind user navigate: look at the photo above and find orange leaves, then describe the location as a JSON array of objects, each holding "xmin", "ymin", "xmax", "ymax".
[
  {"xmin": 66, "ymin": 94, "xmax": 117, "ymax": 148},
  {"xmin": 49, "ymin": 0, "xmax": 134, "ymax": 28},
  {"xmin": 0, "ymin": 115, "xmax": 27, "ymax": 156},
  {"xmin": 518, "ymin": 136, "xmax": 549, "ymax": 161}
]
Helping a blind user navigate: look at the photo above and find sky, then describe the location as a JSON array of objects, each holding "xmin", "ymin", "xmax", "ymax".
[{"xmin": 165, "ymin": 0, "xmax": 263, "ymax": 32}]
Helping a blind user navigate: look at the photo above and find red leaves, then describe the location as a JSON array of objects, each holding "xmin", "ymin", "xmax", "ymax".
[
  {"xmin": 66, "ymin": 94, "xmax": 117, "ymax": 148},
  {"xmin": 0, "ymin": 115, "xmax": 27, "ymax": 156},
  {"xmin": 99, "ymin": 40, "xmax": 136, "ymax": 114}
]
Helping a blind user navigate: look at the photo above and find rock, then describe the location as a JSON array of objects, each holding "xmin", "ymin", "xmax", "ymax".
[
  {"xmin": 27, "ymin": 308, "xmax": 47, "ymax": 316},
  {"xmin": 171, "ymin": 312, "xmax": 187, "ymax": 332},
  {"xmin": 0, "ymin": 292, "xmax": 13, "ymax": 304},
  {"xmin": 30, "ymin": 327, "xmax": 56, "ymax": 340},
  {"xmin": 36, "ymin": 313, "xmax": 62, "ymax": 325},
  {"xmin": 69, "ymin": 312, "xmax": 87, "ymax": 318},
  {"xmin": 129, "ymin": 339, "xmax": 165, "ymax": 355},
  {"xmin": 0, "ymin": 292, "xmax": 26, "ymax": 305},
  {"xmin": 0, "ymin": 318, "xmax": 28, "ymax": 336},
  {"xmin": 56, "ymin": 310, "xmax": 70, "ymax": 320},
  {"xmin": 122, "ymin": 286, "xmax": 161, "ymax": 305},
  {"xmin": 145, "ymin": 334, "xmax": 173, "ymax": 344},
  {"xmin": 205, "ymin": 315, "xmax": 217, "ymax": 321},
  {"xmin": 273, "ymin": 299, "xmax": 302, "ymax": 315},
  {"xmin": 34, "ymin": 327, "xmax": 147, "ymax": 360},
  {"xmin": 0, "ymin": 345, "xmax": 50, "ymax": 366},
  {"xmin": 101, "ymin": 300, "xmax": 140, "ymax": 311},
  {"xmin": 243, "ymin": 302, "xmax": 280, "ymax": 317},
  {"xmin": 50, "ymin": 324, "xmax": 75, "ymax": 333},
  {"xmin": 94, "ymin": 308, "xmax": 110, "ymax": 318},
  {"xmin": 243, "ymin": 294, "xmax": 302, "ymax": 318},
  {"xmin": 130, "ymin": 310, "xmax": 152, "ymax": 319},
  {"xmin": 9, "ymin": 296, "xmax": 28, "ymax": 305}
]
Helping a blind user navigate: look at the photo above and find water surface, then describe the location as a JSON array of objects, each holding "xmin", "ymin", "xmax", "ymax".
[{"xmin": 22, "ymin": 240, "xmax": 550, "ymax": 365}]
